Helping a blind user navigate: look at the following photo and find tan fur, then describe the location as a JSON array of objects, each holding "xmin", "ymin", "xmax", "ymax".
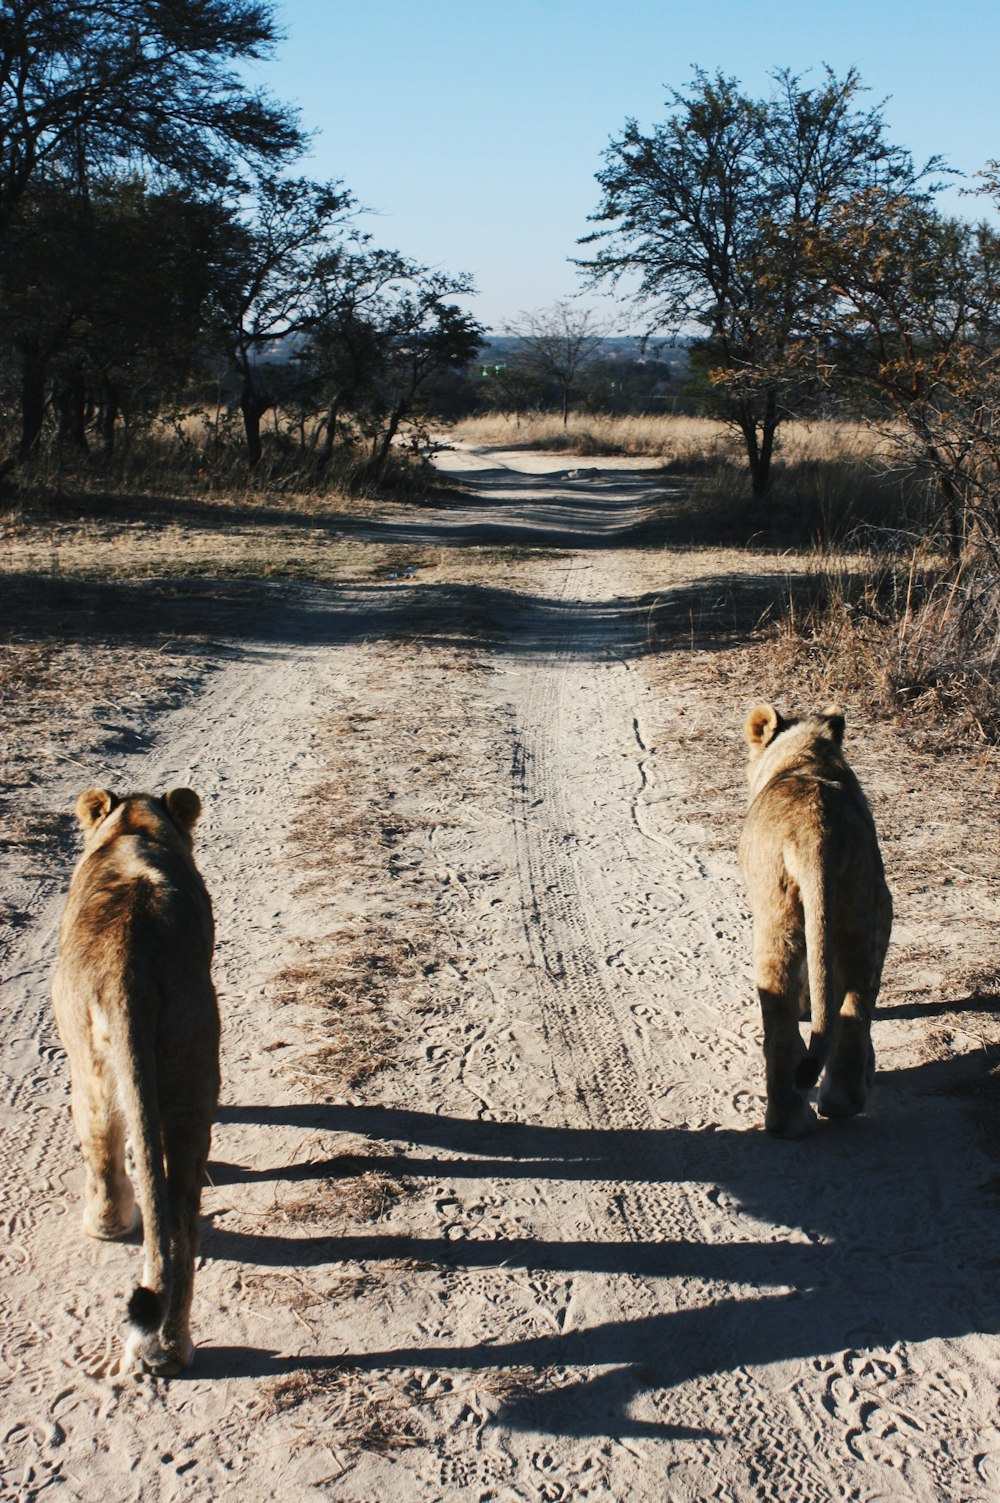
[
  {"xmin": 52, "ymin": 788, "xmax": 219, "ymax": 1375},
  {"xmin": 737, "ymin": 705, "xmax": 892, "ymax": 1137}
]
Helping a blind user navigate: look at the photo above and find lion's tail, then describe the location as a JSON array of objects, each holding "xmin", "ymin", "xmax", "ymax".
[
  {"xmin": 111, "ymin": 1001, "xmax": 173, "ymax": 1361},
  {"xmin": 795, "ymin": 858, "xmax": 836, "ymax": 1090}
]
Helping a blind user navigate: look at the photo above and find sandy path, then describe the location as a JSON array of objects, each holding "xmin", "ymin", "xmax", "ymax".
[{"xmin": 2, "ymin": 449, "xmax": 998, "ymax": 1501}]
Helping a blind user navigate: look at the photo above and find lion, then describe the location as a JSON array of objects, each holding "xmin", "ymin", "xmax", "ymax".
[
  {"xmin": 52, "ymin": 787, "xmax": 219, "ymax": 1376},
  {"xmin": 737, "ymin": 705, "xmax": 892, "ymax": 1138}
]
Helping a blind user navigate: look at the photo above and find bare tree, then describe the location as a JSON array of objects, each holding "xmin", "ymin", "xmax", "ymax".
[{"xmin": 504, "ymin": 301, "xmax": 610, "ymax": 425}]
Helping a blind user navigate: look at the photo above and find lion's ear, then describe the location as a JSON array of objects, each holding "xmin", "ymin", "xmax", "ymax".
[
  {"xmin": 74, "ymin": 788, "xmax": 118, "ymax": 830},
  {"xmin": 164, "ymin": 788, "xmax": 202, "ymax": 834},
  {"xmin": 820, "ymin": 705, "xmax": 846, "ymax": 743},
  {"xmin": 745, "ymin": 703, "xmax": 782, "ymax": 748}
]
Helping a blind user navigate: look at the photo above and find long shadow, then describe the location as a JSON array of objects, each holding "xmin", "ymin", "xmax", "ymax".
[
  {"xmin": 878, "ymin": 988, "xmax": 1000, "ymax": 1023},
  {"xmin": 2, "ymin": 565, "xmax": 814, "ymax": 663},
  {"xmin": 203, "ymin": 1053, "xmax": 1000, "ymax": 1434},
  {"xmin": 11, "ymin": 464, "xmax": 681, "ymax": 551}
]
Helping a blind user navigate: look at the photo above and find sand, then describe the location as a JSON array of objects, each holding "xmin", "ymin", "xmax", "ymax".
[{"xmin": 2, "ymin": 446, "xmax": 998, "ymax": 1501}]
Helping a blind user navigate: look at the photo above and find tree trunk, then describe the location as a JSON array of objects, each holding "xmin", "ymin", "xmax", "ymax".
[
  {"xmin": 18, "ymin": 343, "xmax": 49, "ymax": 458},
  {"xmin": 372, "ymin": 405, "xmax": 404, "ymax": 479},
  {"xmin": 98, "ymin": 379, "xmax": 119, "ymax": 459},
  {"xmin": 936, "ymin": 470, "xmax": 964, "ymax": 564},
  {"xmin": 55, "ymin": 368, "xmax": 89, "ymax": 453},
  {"xmin": 739, "ymin": 395, "xmax": 779, "ymax": 499},
  {"xmin": 317, "ymin": 389, "xmax": 348, "ymax": 471},
  {"xmin": 240, "ymin": 380, "xmax": 270, "ymax": 468}
]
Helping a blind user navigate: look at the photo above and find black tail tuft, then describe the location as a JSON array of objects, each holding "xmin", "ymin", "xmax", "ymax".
[
  {"xmin": 795, "ymin": 1055, "xmax": 823, "ymax": 1091},
  {"xmin": 127, "ymin": 1285, "xmax": 163, "ymax": 1332}
]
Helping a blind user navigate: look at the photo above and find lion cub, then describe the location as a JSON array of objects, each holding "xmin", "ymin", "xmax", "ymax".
[
  {"xmin": 738, "ymin": 705, "xmax": 892, "ymax": 1138},
  {"xmin": 52, "ymin": 787, "xmax": 219, "ymax": 1375}
]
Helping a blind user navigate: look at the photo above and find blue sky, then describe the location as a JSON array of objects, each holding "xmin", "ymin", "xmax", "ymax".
[{"xmin": 259, "ymin": 0, "xmax": 1000, "ymax": 332}]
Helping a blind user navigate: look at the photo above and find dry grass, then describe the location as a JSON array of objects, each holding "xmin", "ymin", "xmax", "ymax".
[
  {"xmin": 761, "ymin": 548, "xmax": 1000, "ymax": 752},
  {"xmin": 2, "ymin": 506, "xmax": 438, "ymax": 585},
  {"xmin": 267, "ymin": 928, "xmax": 413, "ymax": 1100},
  {"xmin": 450, "ymin": 410, "xmax": 889, "ymax": 466},
  {"xmin": 0, "ymin": 404, "xmax": 451, "ymax": 508},
  {"xmin": 262, "ymin": 1367, "xmax": 427, "ymax": 1452},
  {"xmin": 265, "ymin": 660, "xmax": 489, "ymax": 1102},
  {"xmin": 261, "ymin": 1360, "xmax": 565, "ymax": 1445},
  {"xmin": 276, "ymin": 1168, "xmax": 405, "ymax": 1230}
]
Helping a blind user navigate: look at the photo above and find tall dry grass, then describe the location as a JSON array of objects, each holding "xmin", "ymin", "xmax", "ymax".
[
  {"xmin": 450, "ymin": 410, "xmax": 891, "ymax": 468},
  {"xmin": 763, "ymin": 546, "xmax": 1000, "ymax": 748},
  {"xmin": 0, "ymin": 402, "xmax": 447, "ymax": 514}
]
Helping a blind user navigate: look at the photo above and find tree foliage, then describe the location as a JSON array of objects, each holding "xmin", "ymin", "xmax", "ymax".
[
  {"xmin": 297, "ymin": 249, "xmax": 482, "ymax": 476},
  {"xmin": 0, "ymin": 0, "xmax": 301, "ymax": 234},
  {"xmin": 0, "ymin": 176, "xmax": 237, "ymax": 455},
  {"xmin": 208, "ymin": 173, "xmax": 355, "ymax": 465},
  {"xmin": 811, "ymin": 187, "xmax": 1000, "ymax": 559}
]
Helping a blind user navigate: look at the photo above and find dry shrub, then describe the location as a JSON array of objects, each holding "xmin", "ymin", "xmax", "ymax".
[
  {"xmin": 769, "ymin": 546, "xmax": 1000, "ymax": 749},
  {"xmin": 672, "ymin": 453, "xmax": 926, "ymax": 549}
]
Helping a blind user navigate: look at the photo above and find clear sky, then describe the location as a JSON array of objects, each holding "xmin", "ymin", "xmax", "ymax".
[{"xmin": 257, "ymin": 0, "xmax": 1000, "ymax": 333}]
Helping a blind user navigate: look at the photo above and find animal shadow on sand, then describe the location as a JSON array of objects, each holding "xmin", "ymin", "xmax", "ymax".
[{"xmin": 205, "ymin": 1027, "xmax": 1000, "ymax": 1439}]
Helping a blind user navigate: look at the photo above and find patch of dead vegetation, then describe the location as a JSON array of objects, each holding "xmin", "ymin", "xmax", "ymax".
[
  {"xmin": 268, "ymin": 645, "xmax": 493, "ymax": 1105},
  {"xmin": 276, "ymin": 1167, "xmax": 406, "ymax": 1230},
  {"xmin": 261, "ymin": 1366, "xmax": 430, "ymax": 1451},
  {"xmin": 268, "ymin": 935, "xmax": 406, "ymax": 1099},
  {"xmin": 2, "ymin": 504, "xmax": 439, "ymax": 585},
  {"xmin": 450, "ymin": 411, "xmax": 884, "ymax": 464},
  {"xmin": 259, "ymin": 1359, "xmax": 567, "ymax": 1451}
]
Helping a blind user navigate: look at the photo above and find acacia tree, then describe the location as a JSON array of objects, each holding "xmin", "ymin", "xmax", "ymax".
[
  {"xmin": 580, "ymin": 67, "xmax": 932, "ymax": 496},
  {"xmin": 503, "ymin": 301, "xmax": 609, "ymax": 425},
  {"xmin": 297, "ymin": 242, "xmax": 415, "ymax": 467},
  {"xmin": 0, "ymin": 0, "xmax": 302, "ymax": 459},
  {"xmin": 211, "ymin": 173, "xmax": 355, "ymax": 465},
  {"xmin": 0, "ymin": 176, "xmax": 240, "ymax": 456},
  {"xmin": 0, "ymin": 0, "xmax": 301, "ymax": 238}
]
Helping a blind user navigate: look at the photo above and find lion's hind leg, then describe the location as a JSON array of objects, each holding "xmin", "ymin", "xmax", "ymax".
[
  {"xmin": 818, "ymin": 889, "xmax": 890, "ymax": 1121},
  {"xmin": 754, "ymin": 924, "xmax": 816, "ymax": 1138},
  {"xmin": 758, "ymin": 985, "xmax": 817, "ymax": 1137},
  {"xmin": 160, "ymin": 1112, "xmax": 212, "ymax": 1372},
  {"xmin": 818, "ymin": 989, "xmax": 873, "ymax": 1118},
  {"xmin": 68, "ymin": 1052, "xmax": 138, "ymax": 1241}
]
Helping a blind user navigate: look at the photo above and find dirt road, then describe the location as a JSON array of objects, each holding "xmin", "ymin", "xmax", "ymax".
[{"xmin": 2, "ymin": 448, "xmax": 998, "ymax": 1500}]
